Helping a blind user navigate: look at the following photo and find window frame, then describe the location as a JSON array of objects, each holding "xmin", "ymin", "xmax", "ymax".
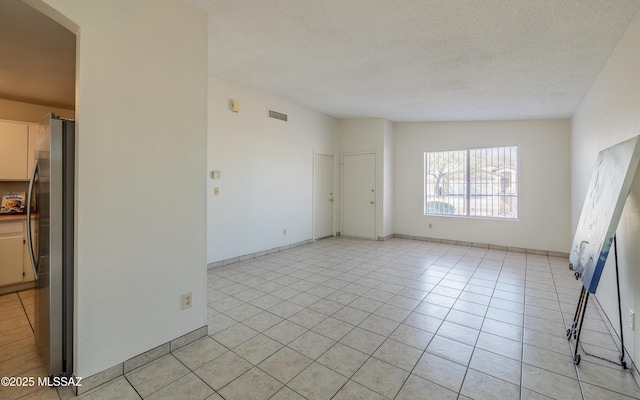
[{"xmin": 424, "ymin": 145, "xmax": 520, "ymax": 220}]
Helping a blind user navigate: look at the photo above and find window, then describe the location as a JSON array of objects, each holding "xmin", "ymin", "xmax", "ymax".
[{"xmin": 424, "ymin": 145, "xmax": 519, "ymax": 219}]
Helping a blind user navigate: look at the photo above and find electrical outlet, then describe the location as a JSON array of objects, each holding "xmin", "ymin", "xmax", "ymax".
[
  {"xmin": 181, "ymin": 293, "xmax": 192, "ymax": 310},
  {"xmin": 214, "ymin": 187, "xmax": 220, "ymax": 195},
  {"xmin": 630, "ymin": 309, "xmax": 635, "ymax": 331}
]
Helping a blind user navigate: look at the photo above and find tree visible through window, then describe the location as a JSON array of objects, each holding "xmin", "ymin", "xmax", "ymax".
[{"xmin": 424, "ymin": 146, "xmax": 519, "ymax": 219}]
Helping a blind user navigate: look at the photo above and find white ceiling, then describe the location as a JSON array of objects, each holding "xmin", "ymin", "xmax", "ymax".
[
  {"xmin": 1, "ymin": 1, "xmax": 638, "ymax": 121},
  {"xmin": 186, "ymin": 0, "xmax": 640, "ymax": 121},
  {"xmin": 0, "ymin": 0, "xmax": 75, "ymax": 110}
]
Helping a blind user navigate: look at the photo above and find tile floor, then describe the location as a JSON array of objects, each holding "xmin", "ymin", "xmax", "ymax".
[
  {"xmin": 0, "ymin": 288, "xmax": 50, "ymax": 399},
  {"xmin": 2, "ymin": 237, "xmax": 640, "ymax": 399}
]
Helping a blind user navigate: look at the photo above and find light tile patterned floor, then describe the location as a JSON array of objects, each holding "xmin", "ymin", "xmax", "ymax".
[{"xmin": 2, "ymin": 237, "xmax": 640, "ymax": 399}]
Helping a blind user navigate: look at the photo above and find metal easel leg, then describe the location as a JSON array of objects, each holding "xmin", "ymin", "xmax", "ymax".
[
  {"xmin": 567, "ymin": 286, "xmax": 587, "ymax": 341},
  {"xmin": 567, "ymin": 236, "xmax": 627, "ymax": 368},
  {"xmin": 614, "ymin": 236, "xmax": 628, "ymax": 369},
  {"xmin": 572, "ymin": 290, "xmax": 589, "ymax": 365}
]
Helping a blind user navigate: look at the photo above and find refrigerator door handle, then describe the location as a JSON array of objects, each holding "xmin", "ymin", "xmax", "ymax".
[{"xmin": 27, "ymin": 159, "xmax": 39, "ymax": 280}]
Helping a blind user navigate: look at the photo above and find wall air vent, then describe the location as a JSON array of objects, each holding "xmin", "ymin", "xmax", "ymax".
[{"xmin": 268, "ymin": 110, "xmax": 288, "ymax": 122}]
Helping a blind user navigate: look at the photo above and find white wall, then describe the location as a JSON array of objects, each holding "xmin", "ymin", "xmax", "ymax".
[
  {"xmin": 572, "ymin": 12, "xmax": 640, "ymax": 364},
  {"xmin": 394, "ymin": 120, "xmax": 571, "ymax": 252},
  {"xmin": 37, "ymin": 0, "xmax": 208, "ymax": 377},
  {"xmin": 207, "ymin": 75, "xmax": 339, "ymax": 263}
]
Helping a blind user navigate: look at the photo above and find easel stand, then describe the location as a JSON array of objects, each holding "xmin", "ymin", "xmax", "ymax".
[{"xmin": 567, "ymin": 236, "xmax": 627, "ymax": 368}]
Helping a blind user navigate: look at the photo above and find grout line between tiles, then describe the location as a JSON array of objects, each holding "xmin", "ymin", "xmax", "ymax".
[{"xmin": 203, "ymin": 237, "xmax": 639, "ymax": 400}]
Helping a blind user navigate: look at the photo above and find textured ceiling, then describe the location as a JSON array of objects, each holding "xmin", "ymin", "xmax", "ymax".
[
  {"xmin": 0, "ymin": 0, "xmax": 75, "ymax": 110},
  {"xmin": 187, "ymin": 0, "xmax": 640, "ymax": 121},
  {"xmin": 1, "ymin": 1, "xmax": 638, "ymax": 121}
]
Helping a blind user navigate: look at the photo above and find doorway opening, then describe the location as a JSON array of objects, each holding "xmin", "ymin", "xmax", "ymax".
[{"xmin": 0, "ymin": 0, "xmax": 76, "ymax": 384}]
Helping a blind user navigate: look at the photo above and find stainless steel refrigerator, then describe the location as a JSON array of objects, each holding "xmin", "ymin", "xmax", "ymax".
[{"xmin": 27, "ymin": 113, "xmax": 74, "ymax": 377}]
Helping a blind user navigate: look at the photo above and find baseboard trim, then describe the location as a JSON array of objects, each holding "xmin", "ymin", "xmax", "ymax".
[
  {"xmin": 392, "ymin": 234, "xmax": 569, "ymax": 258},
  {"xmin": 377, "ymin": 234, "xmax": 394, "ymax": 241},
  {"xmin": 208, "ymin": 235, "xmax": 568, "ymax": 269},
  {"xmin": 207, "ymin": 239, "xmax": 314, "ymax": 269},
  {"xmin": 75, "ymin": 325, "xmax": 208, "ymax": 396}
]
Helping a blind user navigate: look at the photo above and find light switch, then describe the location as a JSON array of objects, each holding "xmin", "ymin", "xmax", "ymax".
[
  {"xmin": 214, "ymin": 187, "xmax": 220, "ymax": 195},
  {"xmin": 211, "ymin": 170, "xmax": 221, "ymax": 179}
]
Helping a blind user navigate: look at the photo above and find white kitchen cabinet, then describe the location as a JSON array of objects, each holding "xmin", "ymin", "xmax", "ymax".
[
  {"xmin": 0, "ymin": 120, "xmax": 29, "ymax": 180},
  {"xmin": 0, "ymin": 221, "xmax": 25, "ymax": 287}
]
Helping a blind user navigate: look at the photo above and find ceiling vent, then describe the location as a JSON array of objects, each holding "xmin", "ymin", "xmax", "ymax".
[{"xmin": 268, "ymin": 110, "xmax": 288, "ymax": 122}]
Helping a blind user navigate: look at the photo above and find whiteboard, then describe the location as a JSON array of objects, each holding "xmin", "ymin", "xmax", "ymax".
[{"xmin": 570, "ymin": 136, "xmax": 640, "ymax": 293}]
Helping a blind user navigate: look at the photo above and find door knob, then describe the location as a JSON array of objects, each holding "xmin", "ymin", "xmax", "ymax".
[{"xmin": 370, "ymin": 201, "xmax": 375, "ymax": 205}]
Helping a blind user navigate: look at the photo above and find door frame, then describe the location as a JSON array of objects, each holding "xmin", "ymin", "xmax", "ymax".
[
  {"xmin": 312, "ymin": 151, "xmax": 335, "ymax": 241},
  {"xmin": 340, "ymin": 151, "xmax": 377, "ymax": 240},
  {"xmin": 21, "ymin": 1, "xmax": 78, "ymax": 377}
]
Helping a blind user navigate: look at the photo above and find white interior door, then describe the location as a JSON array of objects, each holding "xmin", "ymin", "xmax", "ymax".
[
  {"xmin": 313, "ymin": 153, "xmax": 334, "ymax": 239},
  {"xmin": 342, "ymin": 153, "xmax": 376, "ymax": 239}
]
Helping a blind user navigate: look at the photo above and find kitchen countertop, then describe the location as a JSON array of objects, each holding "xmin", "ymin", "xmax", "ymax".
[{"xmin": 0, "ymin": 213, "xmax": 31, "ymax": 222}]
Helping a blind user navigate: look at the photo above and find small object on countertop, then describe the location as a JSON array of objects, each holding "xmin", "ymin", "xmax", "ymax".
[{"xmin": 0, "ymin": 192, "xmax": 26, "ymax": 214}]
